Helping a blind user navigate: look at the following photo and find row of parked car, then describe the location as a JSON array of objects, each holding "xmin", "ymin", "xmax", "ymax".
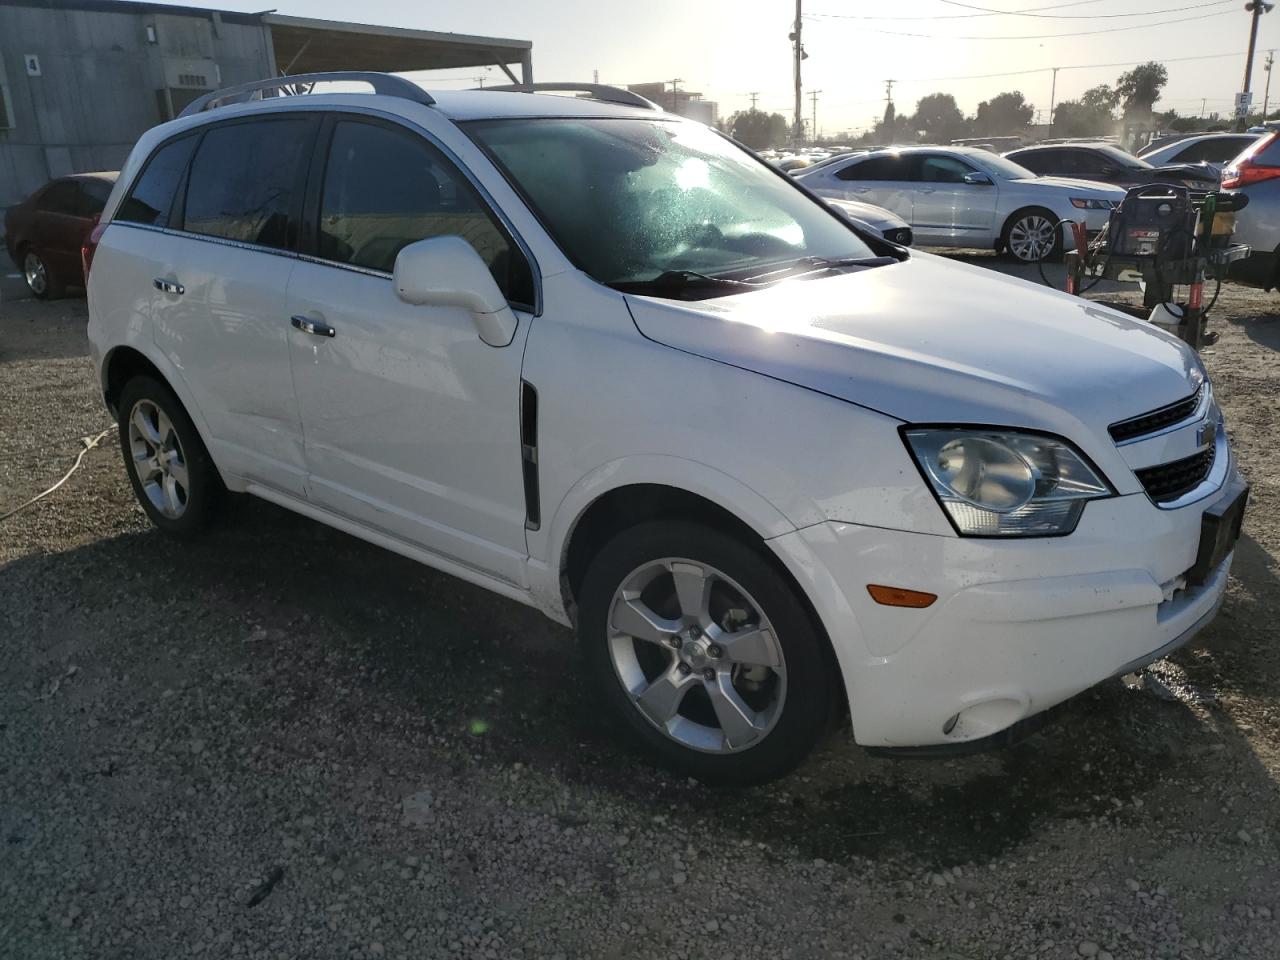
[{"xmin": 788, "ymin": 130, "xmax": 1280, "ymax": 280}]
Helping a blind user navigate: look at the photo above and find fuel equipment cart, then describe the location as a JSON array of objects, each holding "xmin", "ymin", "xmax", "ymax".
[{"xmin": 1063, "ymin": 185, "xmax": 1251, "ymax": 350}]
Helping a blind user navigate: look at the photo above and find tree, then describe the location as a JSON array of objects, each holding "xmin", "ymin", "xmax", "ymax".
[
  {"xmin": 974, "ymin": 91, "xmax": 1034, "ymax": 135},
  {"xmin": 727, "ymin": 109, "xmax": 788, "ymax": 150},
  {"xmin": 1051, "ymin": 85, "xmax": 1117, "ymax": 137},
  {"xmin": 907, "ymin": 92, "xmax": 968, "ymax": 143},
  {"xmin": 1115, "ymin": 62, "xmax": 1168, "ymax": 117},
  {"xmin": 877, "ymin": 100, "xmax": 898, "ymax": 143}
]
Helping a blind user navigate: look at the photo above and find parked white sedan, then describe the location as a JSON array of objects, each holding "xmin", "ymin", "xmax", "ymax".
[{"xmin": 795, "ymin": 146, "xmax": 1124, "ymax": 262}]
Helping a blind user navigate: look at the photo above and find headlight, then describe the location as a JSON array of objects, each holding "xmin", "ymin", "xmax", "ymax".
[
  {"xmin": 904, "ymin": 428, "xmax": 1113, "ymax": 536},
  {"xmin": 1070, "ymin": 197, "xmax": 1116, "ymax": 210}
]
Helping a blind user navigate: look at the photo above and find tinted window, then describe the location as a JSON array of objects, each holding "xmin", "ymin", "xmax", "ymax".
[
  {"xmin": 1070, "ymin": 150, "xmax": 1115, "ymax": 176},
  {"xmin": 37, "ymin": 181, "xmax": 79, "ymax": 214},
  {"xmin": 1011, "ymin": 150, "xmax": 1056, "ymax": 175},
  {"xmin": 76, "ymin": 180, "xmax": 113, "ymax": 218},
  {"xmin": 183, "ymin": 118, "xmax": 312, "ymax": 249},
  {"xmin": 118, "ymin": 136, "xmax": 198, "ymax": 227},
  {"xmin": 914, "ymin": 155, "xmax": 975, "ymax": 183},
  {"xmin": 836, "ymin": 155, "xmax": 909, "ymax": 181},
  {"xmin": 318, "ymin": 119, "xmax": 533, "ymax": 305},
  {"xmin": 1175, "ymin": 137, "xmax": 1250, "ymax": 164}
]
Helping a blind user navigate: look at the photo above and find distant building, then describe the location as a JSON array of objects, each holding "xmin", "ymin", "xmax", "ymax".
[
  {"xmin": 0, "ymin": 0, "xmax": 533, "ymax": 208},
  {"xmin": 626, "ymin": 82, "xmax": 718, "ymax": 125}
]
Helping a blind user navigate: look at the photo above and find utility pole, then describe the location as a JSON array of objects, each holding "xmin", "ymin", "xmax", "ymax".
[
  {"xmin": 790, "ymin": 0, "xmax": 805, "ymax": 144},
  {"xmin": 748, "ymin": 91, "xmax": 759, "ymax": 110},
  {"xmin": 593, "ymin": 69, "xmax": 599, "ymax": 84},
  {"xmin": 1265, "ymin": 50, "xmax": 1275, "ymax": 120},
  {"xmin": 1048, "ymin": 66, "xmax": 1059, "ymax": 131},
  {"xmin": 1240, "ymin": 0, "xmax": 1275, "ymax": 130},
  {"xmin": 667, "ymin": 77, "xmax": 683, "ymax": 113},
  {"xmin": 1201, "ymin": 97, "xmax": 1207, "ymax": 118},
  {"xmin": 810, "ymin": 89, "xmax": 821, "ymax": 143}
]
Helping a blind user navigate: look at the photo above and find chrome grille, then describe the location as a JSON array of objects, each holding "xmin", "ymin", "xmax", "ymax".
[
  {"xmin": 1108, "ymin": 385, "xmax": 1203, "ymax": 443},
  {"xmin": 1134, "ymin": 445, "xmax": 1216, "ymax": 503}
]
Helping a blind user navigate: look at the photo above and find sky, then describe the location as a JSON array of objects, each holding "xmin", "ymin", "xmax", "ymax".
[{"xmin": 164, "ymin": 0, "xmax": 1275, "ymax": 136}]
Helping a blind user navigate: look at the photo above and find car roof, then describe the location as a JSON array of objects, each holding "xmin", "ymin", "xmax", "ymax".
[
  {"xmin": 853, "ymin": 145, "xmax": 995, "ymax": 158},
  {"xmin": 62, "ymin": 171, "xmax": 119, "ymax": 183},
  {"xmin": 427, "ymin": 89, "xmax": 667, "ymax": 121}
]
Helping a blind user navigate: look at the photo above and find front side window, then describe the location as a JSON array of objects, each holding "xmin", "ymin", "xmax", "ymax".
[
  {"xmin": 466, "ymin": 117, "xmax": 878, "ymax": 286},
  {"xmin": 182, "ymin": 118, "xmax": 312, "ymax": 249},
  {"xmin": 316, "ymin": 119, "xmax": 533, "ymax": 305},
  {"xmin": 915, "ymin": 155, "xmax": 975, "ymax": 183},
  {"xmin": 117, "ymin": 135, "xmax": 198, "ymax": 227}
]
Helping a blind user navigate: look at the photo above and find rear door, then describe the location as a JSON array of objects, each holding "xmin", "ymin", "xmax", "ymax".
[
  {"xmin": 826, "ymin": 154, "xmax": 914, "ymax": 222},
  {"xmin": 154, "ymin": 114, "xmax": 319, "ymax": 496},
  {"xmin": 284, "ymin": 114, "xmax": 537, "ymax": 584},
  {"xmin": 31, "ymin": 180, "xmax": 85, "ymax": 280},
  {"xmin": 908, "ymin": 153, "xmax": 998, "ymax": 244}
]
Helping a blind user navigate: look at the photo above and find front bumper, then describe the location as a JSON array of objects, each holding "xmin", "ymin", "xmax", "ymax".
[{"xmin": 768, "ymin": 479, "xmax": 1239, "ymax": 749}]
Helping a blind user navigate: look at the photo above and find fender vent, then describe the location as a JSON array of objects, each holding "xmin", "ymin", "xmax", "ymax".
[{"xmin": 520, "ymin": 380, "xmax": 540, "ymax": 531}]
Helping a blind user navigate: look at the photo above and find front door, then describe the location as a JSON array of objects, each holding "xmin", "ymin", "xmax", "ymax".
[
  {"xmin": 909, "ymin": 154, "xmax": 999, "ymax": 244},
  {"xmin": 286, "ymin": 115, "xmax": 538, "ymax": 585}
]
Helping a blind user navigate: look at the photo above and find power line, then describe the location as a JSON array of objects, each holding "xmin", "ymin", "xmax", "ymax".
[
  {"xmin": 895, "ymin": 49, "xmax": 1242, "ymax": 83},
  {"xmin": 804, "ymin": 7, "xmax": 1231, "ymax": 38},
  {"xmin": 804, "ymin": 0, "xmax": 1107, "ymax": 21},
  {"xmin": 935, "ymin": 0, "xmax": 1231, "ymax": 18}
]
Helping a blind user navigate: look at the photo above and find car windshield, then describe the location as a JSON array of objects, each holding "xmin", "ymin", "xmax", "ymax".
[
  {"xmin": 970, "ymin": 152, "xmax": 1039, "ymax": 180},
  {"xmin": 464, "ymin": 117, "xmax": 881, "ymax": 287}
]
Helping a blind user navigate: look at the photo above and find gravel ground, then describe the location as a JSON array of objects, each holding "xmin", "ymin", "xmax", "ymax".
[{"xmin": 1, "ymin": 266, "xmax": 1279, "ymax": 960}]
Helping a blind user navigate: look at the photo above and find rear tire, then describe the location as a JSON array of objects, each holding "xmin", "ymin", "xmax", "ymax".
[
  {"xmin": 22, "ymin": 249, "xmax": 64, "ymax": 300},
  {"xmin": 578, "ymin": 520, "xmax": 834, "ymax": 786},
  {"xmin": 1001, "ymin": 207, "xmax": 1063, "ymax": 264},
  {"xmin": 117, "ymin": 376, "xmax": 222, "ymax": 539}
]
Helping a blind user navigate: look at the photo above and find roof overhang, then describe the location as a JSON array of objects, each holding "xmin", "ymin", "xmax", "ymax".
[{"xmin": 263, "ymin": 14, "xmax": 531, "ymax": 79}]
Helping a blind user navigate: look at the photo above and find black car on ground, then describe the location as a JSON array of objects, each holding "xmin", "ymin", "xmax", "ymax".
[{"xmin": 1002, "ymin": 142, "xmax": 1218, "ymax": 190}]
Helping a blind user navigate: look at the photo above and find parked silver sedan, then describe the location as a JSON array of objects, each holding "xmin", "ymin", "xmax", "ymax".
[{"xmin": 795, "ymin": 146, "xmax": 1124, "ymax": 262}]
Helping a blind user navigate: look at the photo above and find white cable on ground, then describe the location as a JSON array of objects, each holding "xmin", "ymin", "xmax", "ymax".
[{"xmin": 0, "ymin": 428, "xmax": 112, "ymax": 524}]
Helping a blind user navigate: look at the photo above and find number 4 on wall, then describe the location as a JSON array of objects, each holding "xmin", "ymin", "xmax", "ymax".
[{"xmin": 24, "ymin": 54, "xmax": 41, "ymax": 77}]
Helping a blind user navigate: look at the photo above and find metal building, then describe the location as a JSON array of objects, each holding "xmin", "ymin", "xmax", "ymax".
[{"xmin": 0, "ymin": 0, "xmax": 533, "ymax": 208}]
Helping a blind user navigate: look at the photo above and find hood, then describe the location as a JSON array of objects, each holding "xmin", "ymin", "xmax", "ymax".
[
  {"xmin": 1022, "ymin": 176, "xmax": 1127, "ymax": 196},
  {"xmin": 624, "ymin": 252, "xmax": 1201, "ymax": 458},
  {"xmin": 826, "ymin": 198, "xmax": 908, "ymax": 232}
]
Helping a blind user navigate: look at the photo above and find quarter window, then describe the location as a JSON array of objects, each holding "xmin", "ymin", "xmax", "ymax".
[
  {"xmin": 182, "ymin": 118, "xmax": 312, "ymax": 249},
  {"xmin": 316, "ymin": 119, "xmax": 533, "ymax": 306},
  {"xmin": 117, "ymin": 135, "xmax": 198, "ymax": 227}
]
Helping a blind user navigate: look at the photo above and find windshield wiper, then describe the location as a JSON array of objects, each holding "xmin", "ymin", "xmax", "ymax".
[
  {"xmin": 608, "ymin": 270, "xmax": 762, "ymax": 298},
  {"xmin": 744, "ymin": 255, "xmax": 898, "ymax": 283}
]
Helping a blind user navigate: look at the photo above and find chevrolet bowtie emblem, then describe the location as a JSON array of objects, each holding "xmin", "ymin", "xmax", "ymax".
[{"xmin": 1197, "ymin": 420, "xmax": 1218, "ymax": 449}]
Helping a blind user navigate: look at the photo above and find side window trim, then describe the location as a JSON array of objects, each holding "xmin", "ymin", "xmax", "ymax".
[
  {"xmin": 301, "ymin": 110, "xmax": 540, "ymax": 314},
  {"xmin": 116, "ymin": 131, "xmax": 200, "ymax": 229}
]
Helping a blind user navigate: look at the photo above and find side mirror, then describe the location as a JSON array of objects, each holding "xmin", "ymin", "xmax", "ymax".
[
  {"xmin": 963, "ymin": 171, "xmax": 993, "ymax": 186},
  {"xmin": 393, "ymin": 236, "xmax": 518, "ymax": 347}
]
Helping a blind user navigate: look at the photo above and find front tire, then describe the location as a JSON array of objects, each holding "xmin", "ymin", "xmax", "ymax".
[
  {"xmin": 117, "ymin": 376, "xmax": 222, "ymax": 538},
  {"xmin": 1001, "ymin": 207, "xmax": 1063, "ymax": 264},
  {"xmin": 578, "ymin": 520, "xmax": 835, "ymax": 786}
]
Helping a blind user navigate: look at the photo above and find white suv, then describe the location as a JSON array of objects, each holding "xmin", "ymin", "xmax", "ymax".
[{"xmin": 85, "ymin": 74, "xmax": 1246, "ymax": 784}]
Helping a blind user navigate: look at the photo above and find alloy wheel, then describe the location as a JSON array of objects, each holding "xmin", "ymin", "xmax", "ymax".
[
  {"xmin": 607, "ymin": 558, "xmax": 787, "ymax": 754},
  {"xmin": 127, "ymin": 399, "xmax": 190, "ymax": 519},
  {"xmin": 23, "ymin": 252, "xmax": 48, "ymax": 296},
  {"xmin": 1008, "ymin": 214, "xmax": 1056, "ymax": 262}
]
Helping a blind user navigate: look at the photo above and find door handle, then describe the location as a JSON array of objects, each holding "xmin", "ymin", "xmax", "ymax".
[
  {"xmin": 153, "ymin": 278, "xmax": 184, "ymax": 295},
  {"xmin": 291, "ymin": 315, "xmax": 336, "ymax": 338}
]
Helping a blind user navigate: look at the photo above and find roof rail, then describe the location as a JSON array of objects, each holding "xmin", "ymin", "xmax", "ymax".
[
  {"xmin": 178, "ymin": 71, "xmax": 435, "ymax": 118},
  {"xmin": 480, "ymin": 83, "xmax": 662, "ymax": 112}
]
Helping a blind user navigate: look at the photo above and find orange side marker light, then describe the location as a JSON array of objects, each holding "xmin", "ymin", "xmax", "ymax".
[{"xmin": 866, "ymin": 584, "xmax": 937, "ymax": 608}]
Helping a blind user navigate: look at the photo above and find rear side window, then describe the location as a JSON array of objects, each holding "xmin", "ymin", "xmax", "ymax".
[
  {"xmin": 835, "ymin": 155, "xmax": 908, "ymax": 181},
  {"xmin": 37, "ymin": 180, "xmax": 79, "ymax": 214},
  {"xmin": 182, "ymin": 118, "xmax": 312, "ymax": 250},
  {"xmin": 76, "ymin": 180, "xmax": 112, "ymax": 218},
  {"xmin": 316, "ymin": 119, "xmax": 534, "ymax": 306},
  {"xmin": 118, "ymin": 136, "xmax": 198, "ymax": 227}
]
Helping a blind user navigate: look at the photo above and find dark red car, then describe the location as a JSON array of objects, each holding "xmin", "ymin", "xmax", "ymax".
[{"xmin": 4, "ymin": 172, "xmax": 117, "ymax": 299}]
